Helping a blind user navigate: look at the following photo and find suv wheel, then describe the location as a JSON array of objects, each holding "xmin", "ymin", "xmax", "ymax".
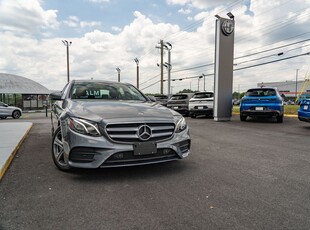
[
  {"xmin": 12, "ymin": 110, "xmax": 21, "ymax": 119},
  {"xmin": 190, "ymin": 114, "xmax": 196, "ymax": 118},
  {"xmin": 240, "ymin": 115, "xmax": 247, "ymax": 121},
  {"xmin": 52, "ymin": 127, "xmax": 71, "ymax": 171},
  {"xmin": 276, "ymin": 115, "xmax": 283, "ymax": 123}
]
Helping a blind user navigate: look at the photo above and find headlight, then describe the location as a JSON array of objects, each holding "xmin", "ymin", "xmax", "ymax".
[
  {"xmin": 175, "ymin": 116, "xmax": 187, "ymax": 133},
  {"xmin": 68, "ymin": 117, "xmax": 101, "ymax": 136}
]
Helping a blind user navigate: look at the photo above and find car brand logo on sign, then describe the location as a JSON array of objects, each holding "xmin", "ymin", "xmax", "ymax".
[
  {"xmin": 137, "ymin": 125, "xmax": 152, "ymax": 141},
  {"xmin": 221, "ymin": 19, "xmax": 234, "ymax": 36}
]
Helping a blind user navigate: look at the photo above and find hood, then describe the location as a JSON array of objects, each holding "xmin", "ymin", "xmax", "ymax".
[{"xmin": 65, "ymin": 100, "xmax": 177, "ymax": 122}]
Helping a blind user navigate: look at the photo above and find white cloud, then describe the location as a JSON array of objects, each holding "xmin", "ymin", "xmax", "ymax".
[
  {"xmin": 178, "ymin": 8, "xmax": 191, "ymax": 14},
  {"xmin": 112, "ymin": 26, "xmax": 122, "ymax": 32},
  {"xmin": 0, "ymin": 0, "xmax": 59, "ymax": 34},
  {"xmin": 63, "ymin": 16, "xmax": 79, "ymax": 28},
  {"xmin": 80, "ymin": 21, "xmax": 102, "ymax": 28}
]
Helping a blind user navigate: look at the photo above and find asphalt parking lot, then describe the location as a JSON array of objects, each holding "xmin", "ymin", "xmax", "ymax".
[{"xmin": 0, "ymin": 113, "xmax": 310, "ymax": 230}]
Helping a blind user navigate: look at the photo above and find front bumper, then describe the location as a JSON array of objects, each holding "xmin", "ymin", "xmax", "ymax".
[
  {"xmin": 298, "ymin": 111, "xmax": 310, "ymax": 122},
  {"xmin": 61, "ymin": 127, "xmax": 191, "ymax": 168}
]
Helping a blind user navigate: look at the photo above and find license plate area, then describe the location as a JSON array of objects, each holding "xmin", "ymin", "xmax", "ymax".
[
  {"xmin": 255, "ymin": 107, "xmax": 264, "ymax": 111},
  {"xmin": 133, "ymin": 142, "xmax": 157, "ymax": 156},
  {"xmin": 304, "ymin": 105, "xmax": 308, "ymax": 110}
]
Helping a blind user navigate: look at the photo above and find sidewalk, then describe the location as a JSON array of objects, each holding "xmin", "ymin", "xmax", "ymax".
[{"xmin": 0, "ymin": 122, "xmax": 33, "ymax": 180}]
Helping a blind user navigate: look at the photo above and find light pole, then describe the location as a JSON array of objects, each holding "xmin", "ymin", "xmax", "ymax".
[
  {"xmin": 116, "ymin": 67, "xmax": 121, "ymax": 82},
  {"xmin": 62, "ymin": 40, "xmax": 72, "ymax": 83},
  {"xmin": 202, "ymin": 73, "xmax": 206, "ymax": 91},
  {"xmin": 295, "ymin": 69, "xmax": 299, "ymax": 101},
  {"xmin": 198, "ymin": 76, "xmax": 203, "ymax": 91},
  {"xmin": 134, "ymin": 58, "xmax": 139, "ymax": 89}
]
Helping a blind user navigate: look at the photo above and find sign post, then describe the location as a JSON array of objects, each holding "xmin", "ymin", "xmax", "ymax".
[{"xmin": 214, "ymin": 14, "xmax": 235, "ymax": 121}]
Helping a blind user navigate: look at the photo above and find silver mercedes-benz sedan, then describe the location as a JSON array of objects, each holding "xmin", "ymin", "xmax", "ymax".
[{"xmin": 50, "ymin": 80, "xmax": 191, "ymax": 171}]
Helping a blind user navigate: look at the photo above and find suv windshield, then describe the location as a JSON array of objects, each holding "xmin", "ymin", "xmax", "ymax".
[
  {"xmin": 245, "ymin": 89, "xmax": 276, "ymax": 97},
  {"xmin": 193, "ymin": 93, "xmax": 213, "ymax": 99},
  {"xmin": 69, "ymin": 82, "xmax": 146, "ymax": 101},
  {"xmin": 171, "ymin": 95, "xmax": 188, "ymax": 100}
]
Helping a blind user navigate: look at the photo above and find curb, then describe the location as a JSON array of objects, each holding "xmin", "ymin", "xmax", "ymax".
[{"xmin": 0, "ymin": 124, "xmax": 33, "ymax": 180}]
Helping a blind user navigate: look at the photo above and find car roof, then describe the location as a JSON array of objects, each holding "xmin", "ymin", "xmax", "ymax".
[
  {"xmin": 71, "ymin": 79, "xmax": 132, "ymax": 86},
  {"xmin": 247, "ymin": 87, "xmax": 277, "ymax": 91}
]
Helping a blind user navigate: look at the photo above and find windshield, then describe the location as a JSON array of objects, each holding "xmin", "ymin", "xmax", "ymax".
[
  {"xmin": 69, "ymin": 82, "xmax": 147, "ymax": 101},
  {"xmin": 193, "ymin": 92, "xmax": 213, "ymax": 99},
  {"xmin": 170, "ymin": 95, "xmax": 188, "ymax": 100},
  {"xmin": 245, "ymin": 89, "xmax": 276, "ymax": 97}
]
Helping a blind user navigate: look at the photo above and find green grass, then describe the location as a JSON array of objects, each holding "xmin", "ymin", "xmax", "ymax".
[{"xmin": 232, "ymin": 105, "xmax": 299, "ymax": 115}]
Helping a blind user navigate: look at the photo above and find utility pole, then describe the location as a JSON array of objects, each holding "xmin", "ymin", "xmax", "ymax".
[
  {"xmin": 134, "ymin": 58, "xmax": 139, "ymax": 89},
  {"xmin": 160, "ymin": 40, "xmax": 164, "ymax": 94},
  {"xmin": 62, "ymin": 40, "xmax": 72, "ymax": 83},
  {"xmin": 295, "ymin": 69, "xmax": 299, "ymax": 101},
  {"xmin": 164, "ymin": 42, "xmax": 172, "ymax": 96}
]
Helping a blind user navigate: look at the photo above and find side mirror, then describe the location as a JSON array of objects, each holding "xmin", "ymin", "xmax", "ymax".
[{"xmin": 49, "ymin": 91, "xmax": 62, "ymax": 100}]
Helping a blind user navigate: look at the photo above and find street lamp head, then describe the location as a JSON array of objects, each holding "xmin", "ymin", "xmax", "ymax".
[
  {"xmin": 62, "ymin": 40, "xmax": 72, "ymax": 46},
  {"xmin": 215, "ymin": 14, "xmax": 221, "ymax": 19},
  {"xmin": 134, "ymin": 58, "xmax": 139, "ymax": 65},
  {"xmin": 227, "ymin": 12, "xmax": 234, "ymax": 20},
  {"xmin": 116, "ymin": 67, "xmax": 121, "ymax": 73}
]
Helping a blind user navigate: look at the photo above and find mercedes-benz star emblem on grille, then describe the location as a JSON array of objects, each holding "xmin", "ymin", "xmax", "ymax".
[{"xmin": 137, "ymin": 125, "xmax": 152, "ymax": 141}]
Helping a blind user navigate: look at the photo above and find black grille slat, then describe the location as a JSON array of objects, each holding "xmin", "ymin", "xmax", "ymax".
[{"xmin": 105, "ymin": 122, "xmax": 175, "ymax": 143}]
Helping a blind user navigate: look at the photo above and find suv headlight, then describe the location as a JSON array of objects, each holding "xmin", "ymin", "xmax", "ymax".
[
  {"xmin": 175, "ymin": 116, "xmax": 187, "ymax": 133},
  {"xmin": 68, "ymin": 117, "xmax": 101, "ymax": 136}
]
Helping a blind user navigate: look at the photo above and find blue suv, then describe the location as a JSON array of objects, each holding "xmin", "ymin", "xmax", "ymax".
[
  {"xmin": 240, "ymin": 87, "xmax": 284, "ymax": 123},
  {"xmin": 298, "ymin": 99, "xmax": 310, "ymax": 123}
]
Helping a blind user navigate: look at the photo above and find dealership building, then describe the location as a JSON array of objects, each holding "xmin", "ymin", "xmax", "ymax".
[
  {"xmin": 257, "ymin": 80, "xmax": 310, "ymax": 100},
  {"xmin": 0, "ymin": 73, "xmax": 51, "ymax": 110}
]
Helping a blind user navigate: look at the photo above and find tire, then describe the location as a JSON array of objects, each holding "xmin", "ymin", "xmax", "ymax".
[
  {"xmin": 0, "ymin": 116, "xmax": 7, "ymax": 119},
  {"xmin": 12, "ymin": 110, "xmax": 21, "ymax": 119},
  {"xmin": 52, "ymin": 127, "xmax": 71, "ymax": 171},
  {"xmin": 190, "ymin": 114, "xmax": 196, "ymax": 118},
  {"xmin": 276, "ymin": 115, "xmax": 283, "ymax": 123},
  {"xmin": 240, "ymin": 115, "xmax": 247, "ymax": 121}
]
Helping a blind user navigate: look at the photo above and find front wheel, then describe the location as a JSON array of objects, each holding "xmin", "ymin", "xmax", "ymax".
[
  {"xmin": 240, "ymin": 115, "xmax": 247, "ymax": 121},
  {"xmin": 12, "ymin": 110, "xmax": 21, "ymax": 119},
  {"xmin": 276, "ymin": 115, "xmax": 283, "ymax": 123},
  {"xmin": 52, "ymin": 127, "xmax": 71, "ymax": 171}
]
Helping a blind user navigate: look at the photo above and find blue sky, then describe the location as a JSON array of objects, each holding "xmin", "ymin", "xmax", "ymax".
[{"xmin": 0, "ymin": 0, "xmax": 309, "ymax": 93}]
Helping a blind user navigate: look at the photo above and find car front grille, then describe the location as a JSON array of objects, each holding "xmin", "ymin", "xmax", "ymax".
[{"xmin": 105, "ymin": 122, "xmax": 175, "ymax": 143}]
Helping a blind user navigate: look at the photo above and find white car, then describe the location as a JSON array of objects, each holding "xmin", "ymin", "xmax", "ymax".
[
  {"xmin": 0, "ymin": 102, "xmax": 22, "ymax": 119},
  {"xmin": 189, "ymin": 92, "xmax": 214, "ymax": 118}
]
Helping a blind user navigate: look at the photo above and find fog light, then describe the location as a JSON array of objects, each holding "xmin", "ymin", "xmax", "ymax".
[
  {"xmin": 114, "ymin": 153, "xmax": 124, "ymax": 159},
  {"xmin": 163, "ymin": 149, "xmax": 171, "ymax": 154}
]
